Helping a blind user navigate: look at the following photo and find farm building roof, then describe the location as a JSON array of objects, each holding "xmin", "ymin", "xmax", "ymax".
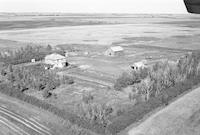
[
  {"xmin": 110, "ymin": 46, "xmax": 124, "ymax": 52},
  {"xmin": 45, "ymin": 53, "xmax": 66, "ymax": 60},
  {"xmin": 132, "ymin": 60, "xmax": 147, "ymax": 67}
]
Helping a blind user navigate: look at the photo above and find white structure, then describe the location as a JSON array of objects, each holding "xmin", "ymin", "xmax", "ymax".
[
  {"xmin": 105, "ymin": 46, "xmax": 124, "ymax": 56},
  {"xmin": 65, "ymin": 51, "xmax": 69, "ymax": 57},
  {"xmin": 1, "ymin": 51, "xmax": 11, "ymax": 57},
  {"xmin": 131, "ymin": 60, "xmax": 147, "ymax": 71},
  {"xmin": 84, "ymin": 51, "xmax": 89, "ymax": 55},
  {"xmin": 31, "ymin": 59, "xmax": 36, "ymax": 63},
  {"xmin": 68, "ymin": 52, "xmax": 78, "ymax": 56},
  {"xmin": 44, "ymin": 53, "xmax": 67, "ymax": 68},
  {"xmin": 79, "ymin": 65, "xmax": 91, "ymax": 70}
]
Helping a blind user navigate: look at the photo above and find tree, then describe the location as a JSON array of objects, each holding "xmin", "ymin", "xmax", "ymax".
[
  {"xmin": 7, "ymin": 73, "xmax": 15, "ymax": 83},
  {"xmin": 135, "ymin": 77, "xmax": 154, "ymax": 101},
  {"xmin": 42, "ymin": 89, "xmax": 51, "ymax": 98},
  {"xmin": 7, "ymin": 64, "xmax": 13, "ymax": 73},
  {"xmin": 1, "ymin": 69, "xmax": 7, "ymax": 76},
  {"xmin": 82, "ymin": 92, "xmax": 94, "ymax": 104},
  {"xmin": 46, "ymin": 44, "xmax": 52, "ymax": 51},
  {"xmin": 114, "ymin": 72, "xmax": 141, "ymax": 91}
]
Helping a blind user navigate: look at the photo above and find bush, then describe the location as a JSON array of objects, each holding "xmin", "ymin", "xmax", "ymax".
[
  {"xmin": 42, "ymin": 89, "xmax": 51, "ymax": 98},
  {"xmin": 114, "ymin": 72, "xmax": 136, "ymax": 91},
  {"xmin": 1, "ymin": 69, "xmax": 7, "ymax": 76},
  {"xmin": 76, "ymin": 102, "xmax": 113, "ymax": 127},
  {"xmin": 61, "ymin": 76, "xmax": 74, "ymax": 84},
  {"xmin": 114, "ymin": 68, "xmax": 149, "ymax": 91},
  {"xmin": 82, "ymin": 92, "xmax": 94, "ymax": 104}
]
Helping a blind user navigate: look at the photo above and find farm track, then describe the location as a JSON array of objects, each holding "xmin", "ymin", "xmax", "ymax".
[
  {"xmin": 0, "ymin": 116, "xmax": 30, "ymax": 135},
  {"xmin": 65, "ymin": 68, "xmax": 116, "ymax": 83},
  {"xmin": 66, "ymin": 73, "xmax": 113, "ymax": 88},
  {"xmin": 75, "ymin": 78, "xmax": 109, "ymax": 89},
  {"xmin": 70, "ymin": 71, "xmax": 115, "ymax": 83},
  {"xmin": 15, "ymin": 61, "xmax": 42, "ymax": 67},
  {"xmin": 0, "ymin": 106, "xmax": 52, "ymax": 135}
]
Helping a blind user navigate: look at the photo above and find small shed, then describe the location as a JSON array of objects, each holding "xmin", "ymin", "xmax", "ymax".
[
  {"xmin": 31, "ymin": 59, "xmax": 36, "ymax": 63},
  {"xmin": 44, "ymin": 53, "xmax": 67, "ymax": 68},
  {"xmin": 105, "ymin": 46, "xmax": 124, "ymax": 56},
  {"xmin": 131, "ymin": 60, "xmax": 147, "ymax": 71}
]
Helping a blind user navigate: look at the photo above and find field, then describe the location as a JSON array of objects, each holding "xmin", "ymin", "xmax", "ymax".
[
  {"xmin": 1, "ymin": 13, "xmax": 200, "ymax": 134},
  {"xmin": 0, "ymin": 93, "xmax": 93, "ymax": 135}
]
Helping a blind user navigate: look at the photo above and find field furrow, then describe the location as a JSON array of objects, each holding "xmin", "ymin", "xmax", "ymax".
[
  {"xmin": 66, "ymin": 73, "xmax": 113, "ymax": 87},
  {"xmin": 0, "ymin": 106, "xmax": 52, "ymax": 135},
  {"xmin": 0, "ymin": 116, "xmax": 30, "ymax": 135}
]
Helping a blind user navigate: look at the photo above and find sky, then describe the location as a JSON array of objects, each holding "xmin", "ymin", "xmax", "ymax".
[{"xmin": 0, "ymin": 0, "xmax": 187, "ymax": 13}]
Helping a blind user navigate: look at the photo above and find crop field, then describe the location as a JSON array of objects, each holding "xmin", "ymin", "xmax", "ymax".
[
  {"xmin": 0, "ymin": 93, "xmax": 89, "ymax": 135},
  {"xmin": 1, "ymin": 13, "xmax": 200, "ymax": 134}
]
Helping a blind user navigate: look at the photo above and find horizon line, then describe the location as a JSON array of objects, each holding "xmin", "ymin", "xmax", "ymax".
[{"xmin": 0, "ymin": 12, "xmax": 189, "ymax": 15}]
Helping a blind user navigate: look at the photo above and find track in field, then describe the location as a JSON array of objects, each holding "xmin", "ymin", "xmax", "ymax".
[
  {"xmin": 0, "ymin": 106, "xmax": 52, "ymax": 135},
  {"xmin": 66, "ymin": 73, "xmax": 114, "ymax": 88}
]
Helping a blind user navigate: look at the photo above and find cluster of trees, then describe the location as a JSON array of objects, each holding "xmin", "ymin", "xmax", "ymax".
[
  {"xmin": 75, "ymin": 92, "xmax": 113, "ymax": 127},
  {"xmin": 0, "ymin": 45, "xmax": 65, "ymax": 65},
  {"xmin": 114, "ymin": 68, "xmax": 148, "ymax": 91},
  {"xmin": 1, "ymin": 64, "xmax": 74, "ymax": 98},
  {"xmin": 77, "ymin": 102, "xmax": 113, "ymax": 126},
  {"xmin": 115, "ymin": 51, "xmax": 200, "ymax": 103},
  {"xmin": 132, "ymin": 52, "xmax": 200, "ymax": 102},
  {"xmin": 108, "ymin": 51, "xmax": 200, "ymax": 135}
]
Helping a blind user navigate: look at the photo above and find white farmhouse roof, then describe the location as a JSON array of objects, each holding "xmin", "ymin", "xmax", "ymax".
[
  {"xmin": 110, "ymin": 46, "xmax": 124, "ymax": 52},
  {"xmin": 132, "ymin": 60, "xmax": 147, "ymax": 68},
  {"xmin": 45, "ymin": 53, "xmax": 66, "ymax": 61},
  {"xmin": 133, "ymin": 62, "xmax": 145, "ymax": 67}
]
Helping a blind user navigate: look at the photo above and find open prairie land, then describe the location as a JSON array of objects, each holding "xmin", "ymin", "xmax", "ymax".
[{"xmin": 0, "ymin": 14, "xmax": 200, "ymax": 49}]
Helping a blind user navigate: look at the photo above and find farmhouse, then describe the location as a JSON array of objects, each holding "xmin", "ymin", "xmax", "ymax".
[
  {"xmin": 131, "ymin": 60, "xmax": 147, "ymax": 71},
  {"xmin": 105, "ymin": 46, "xmax": 124, "ymax": 56},
  {"xmin": 44, "ymin": 53, "xmax": 67, "ymax": 69}
]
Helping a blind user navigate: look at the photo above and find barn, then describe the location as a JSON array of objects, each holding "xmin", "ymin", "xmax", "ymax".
[
  {"xmin": 44, "ymin": 53, "xmax": 67, "ymax": 69},
  {"xmin": 105, "ymin": 46, "xmax": 124, "ymax": 56}
]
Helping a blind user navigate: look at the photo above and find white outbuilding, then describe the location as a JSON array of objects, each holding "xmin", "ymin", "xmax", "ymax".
[
  {"xmin": 31, "ymin": 59, "xmax": 36, "ymax": 63},
  {"xmin": 105, "ymin": 46, "xmax": 124, "ymax": 56},
  {"xmin": 44, "ymin": 53, "xmax": 67, "ymax": 69},
  {"xmin": 131, "ymin": 60, "xmax": 147, "ymax": 71}
]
